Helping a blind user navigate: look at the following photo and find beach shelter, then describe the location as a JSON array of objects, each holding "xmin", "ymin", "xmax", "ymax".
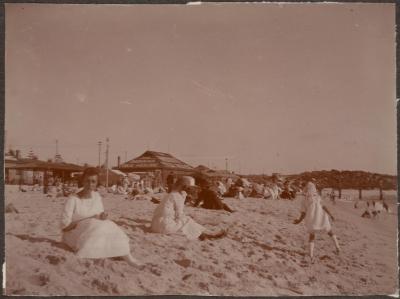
[
  {"xmin": 194, "ymin": 165, "xmax": 212, "ymax": 172},
  {"xmin": 6, "ymin": 159, "xmax": 84, "ymax": 184},
  {"xmin": 127, "ymin": 173, "xmax": 141, "ymax": 181},
  {"xmin": 10, "ymin": 160, "xmax": 84, "ymax": 172},
  {"xmin": 115, "ymin": 150, "xmax": 195, "ymax": 185},
  {"xmin": 194, "ymin": 165, "xmax": 239, "ymax": 183},
  {"xmin": 97, "ymin": 168, "xmax": 125, "ymax": 186},
  {"xmin": 111, "ymin": 169, "xmax": 127, "ymax": 177}
]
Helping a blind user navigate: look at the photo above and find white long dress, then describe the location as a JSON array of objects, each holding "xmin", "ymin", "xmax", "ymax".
[
  {"xmin": 301, "ymin": 182, "xmax": 331, "ymax": 233},
  {"xmin": 269, "ymin": 184, "xmax": 280, "ymax": 200},
  {"xmin": 151, "ymin": 191, "xmax": 205, "ymax": 240},
  {"xmin": 61, "ymin": 191, "xmax": 130, "ymax": 258}
]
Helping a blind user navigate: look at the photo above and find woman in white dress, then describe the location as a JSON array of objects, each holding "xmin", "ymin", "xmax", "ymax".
[
  {"xmin": 267, "ymin": 183, "xmax": 280, "ymax": 200},
  {"xmin": 293, "ymin": 180, "xmax": 340, "ymax": 263},
  {"xmin": 151, "ymin": 176, "xmax": 227, "ymax": 241},
  {"xmin": 61, "ymin": 167, "xmax": 141, "ymax": 266}
]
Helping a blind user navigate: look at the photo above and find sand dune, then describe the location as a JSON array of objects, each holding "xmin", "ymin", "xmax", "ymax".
[{"xmin": 4, "ymin": 185, "xmax": 398, "ymax": 296}]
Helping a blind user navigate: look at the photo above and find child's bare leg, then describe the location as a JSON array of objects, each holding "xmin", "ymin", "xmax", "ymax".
[
  {"xmin": 309, "ymin": 233, "xmax": 315, "ymax": 262},
  {"xmin": 328, "ymin": 230, "xmax": 340, "ymax": 253}
]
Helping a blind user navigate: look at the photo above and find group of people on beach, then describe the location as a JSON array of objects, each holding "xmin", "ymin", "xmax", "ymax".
[
  {"xmin": 20, "ymin": 178, "xmax": 80, "ymax": 198},
  {"xmin": 360, "ymin": 199, "xmax": 389, "ymax": 218},
  {"xmin": 59, "ymin": 167, "xmax": 344, "ymax": 266},
  {"xmin": 105, "ymin": 176, "xmax": 166, "ymax": 197},
  {"xmin": 60, "ymin": 168, "xmax": 233, "ymax": 266}
]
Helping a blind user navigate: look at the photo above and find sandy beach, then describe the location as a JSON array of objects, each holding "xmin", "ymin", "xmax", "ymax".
[{"xmin": 4, "ymin": 185, "xmax": 398, "ymax": 296}]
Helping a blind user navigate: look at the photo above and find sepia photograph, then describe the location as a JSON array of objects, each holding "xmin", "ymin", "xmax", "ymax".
[{"xmin": 3, "ymin": 2, "xmax": 398, "ymax": 296}]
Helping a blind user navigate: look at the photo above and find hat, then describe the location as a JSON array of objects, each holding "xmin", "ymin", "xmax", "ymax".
[{"xmin": 178, "ymin": 176, "xmax": 195, "ymax": 188}]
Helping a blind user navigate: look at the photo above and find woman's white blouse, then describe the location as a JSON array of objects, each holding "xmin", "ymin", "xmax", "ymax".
[{"xmin": 61, "ymin": 191, "xmax": 104, "ymax": 229}]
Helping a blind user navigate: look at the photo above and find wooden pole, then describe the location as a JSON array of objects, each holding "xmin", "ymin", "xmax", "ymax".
[
  {"xmin": 98, "ymin": 141, "xmax": 102, "ymax": 167},
  {"xmin": 106, "ymin": 138, "xmax": 109, "ymax": 188}
]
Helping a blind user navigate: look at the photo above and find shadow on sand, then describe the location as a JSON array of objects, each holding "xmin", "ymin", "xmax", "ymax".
[
  {"xmin": 6, "ymin": 233, "xmax": 73, "ymax": 252},
  {"xmin": 114, "ymin": 217, "xmax": 153, "ymax": 233}
]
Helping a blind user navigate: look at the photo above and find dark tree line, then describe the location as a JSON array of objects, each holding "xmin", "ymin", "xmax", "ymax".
[
  {"xmin": 244, "ymin": 170, "xmax": 396, "ymax": 200},
  {"xmin": 291, "ymin": 170, "xmax": 395, "ymax": 199}
]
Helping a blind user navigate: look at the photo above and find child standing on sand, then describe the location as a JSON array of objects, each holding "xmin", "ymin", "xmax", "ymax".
[{"xmin": 293, "ymin": 180, "xmax": 341, "ymax": 263}]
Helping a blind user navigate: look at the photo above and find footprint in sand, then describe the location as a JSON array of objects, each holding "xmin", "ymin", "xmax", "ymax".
[
  {"xmin": 213, "ymin": 272, "xmax": 225, "ymax": 279},
  {"xmin": 263, "ymin": 253, "xmax": 271, "ymax": 259},
  {"xmin": 326, "ymin": 264, "xmax": 337, "ymax": 272},
  {"xmin": 198, "ymin": 282, "xmax": 209, "ymax": 291},
  {"xmin": 45, "ymin": 255, "xmax": 66, "ymax": 265},
  {"xmin": 319, "ymin": 255, "xmax": 333, "ymax": 261},
  {"xmin": 198, "ymin": 264, "xmax": 215, "ymax": 272},
  {"xmin": 299, "ymin": 260, "xmax": 309, "ymax": 268},
  {"xmin": 10, "ymin": 288, "xmax": 26, "ymax": 295},
  {"xmin": 309, "ymin": 276, "xmax": 318, "ymax": 283},
  {"xmin": 91, "ymin": 279, "xmax": 120, "ymax": 294},
  {"xmin": 174, "ymin": 258, "xmax": 192, "ymax": 268},
  {"xmin": 182, "ymin": 274, "xmax": 192, "ymax": 281},
  {"xmin": 29, "ymin": 273, "xmax": 50, "ymax": 287},
  {"xmin": 247, "ymin": 250, "xmax": 255, "ymax": 257},
  {"xmin": 149, "ymin": 266, "xmax": 162, "ymax": 276}
]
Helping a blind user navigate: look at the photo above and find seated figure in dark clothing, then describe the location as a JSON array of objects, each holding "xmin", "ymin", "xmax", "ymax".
[
  {"xmin": 280, "ymin": 181, "xmax": 296, "ymax": 200},
  {"xmin": 223, "ymin": 185, "xmax": 238, "ymax": 198},
  {"xmin": 280, "ymin": 188, "xmax": 296, "ymax": 200},
  {"xmin": 184, "ymin": 185, "xmax": 201, "ymax": 206},
  {"xmin": 195, "ymin": 183, "xmax": 235, "ymax": 213}
]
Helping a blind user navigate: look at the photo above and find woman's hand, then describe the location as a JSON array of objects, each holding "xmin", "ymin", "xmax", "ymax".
[{"xmin": 98, "ymin": 212, "xmax": 108, "ymax": 220}]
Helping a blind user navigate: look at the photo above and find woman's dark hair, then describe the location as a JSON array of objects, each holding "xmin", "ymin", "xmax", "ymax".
[{"xmin": 79, "ymin": 167, "xmax": 100, "ymax": 187}]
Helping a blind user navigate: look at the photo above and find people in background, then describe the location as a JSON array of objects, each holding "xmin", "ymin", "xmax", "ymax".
[
  {"xmin": 195, "ymin": 181, "xmax": 235, "ymax": 213},
  {"xmin": 236, "ymin": 186, "xmax": 245, "ymax": 200},
  {"xmin": 265, "ymin": 183, "xmax": 279, "ymax": 200},
  {"xmin": 361, "ymin": 201, "xmax": 372, "ymax": 218},
  {"xmin": 216, "ymin": 181, "xmax": 227, "ymax": 196},
  {"xmin": 250, "ymin": 183, "xmax": 265, "ymax": 198},
  {"xmin": 226, "ymin": 178, "xmax": 233, "ymax": 191},
  {"xmin": 329, "ymin": 189, "xmax": 337, "ymax": 205},
  {"xmin": 280, "ymin": 181, "xmax": 296, "ymax": 200},
  {"xmin": 166, "ymin": 172, "xmax": 175, "ymax": 192}
]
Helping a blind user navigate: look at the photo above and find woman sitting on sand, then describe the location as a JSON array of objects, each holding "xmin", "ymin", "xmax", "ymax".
[
  {"xmin": 61, "ymin": 167, "xmax": 141, "ymax": 266},
  {"xmin": 151, "ymin": 176, "xmax": 227, "ymax": 241},
  {"xmin": 293, "ymin": 180, "xmax": 341, "ymax": 263}
]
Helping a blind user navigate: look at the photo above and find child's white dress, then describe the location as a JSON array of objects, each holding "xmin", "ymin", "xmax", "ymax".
[
  {"xmin": 151, "ymin": 191, "xmax": 205, "ymax": 240},
  {"xmin": 301, "ymin": 182, "xmax": 332, "ymax": 233},
  {"xmin": 61, "ymin": 191, "xmax": 131, "ymax": 258}
]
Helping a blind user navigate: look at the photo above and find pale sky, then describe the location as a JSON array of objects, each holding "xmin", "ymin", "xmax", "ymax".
[{"xmin": 5, "ymin": 3, "xmax": 396, "ymax": 175}]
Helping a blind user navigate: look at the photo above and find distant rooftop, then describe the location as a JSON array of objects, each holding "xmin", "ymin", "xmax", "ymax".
[{"xmin": 117, "ymin": 150, "xmax": 194, "ymax": 171}]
